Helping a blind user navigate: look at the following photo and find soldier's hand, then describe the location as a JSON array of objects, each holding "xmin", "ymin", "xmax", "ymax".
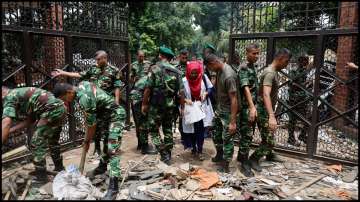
[
  {"xmin": 346, "ymin": 62, "xmax": 358, "ymax": 69},
  {"xmin": 51, "ymin": 69, "xmax": 64, "ymax": 77},
  {"xmin": 268, "ymin": 115, "xmax": 277, "ymax": 132},
  {"xmin": 249, "ymin": 107, "xmax": 257, "ymax": 123},
  {"xmin": 228, "ymin": 122, "xmax": 237, "ymax": 135},
  {"xmin": 141, "ymin": 104, "xmax": 149, "ymax": 115}
]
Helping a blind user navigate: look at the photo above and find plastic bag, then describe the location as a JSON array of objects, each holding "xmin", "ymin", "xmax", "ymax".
[
  {"xmin": 184, "ymin": 101, "xmax": 206, "ymax": 125},
  {"xmin": 53, "ymin": 164, "xmax": 104, "ymax": 200}
]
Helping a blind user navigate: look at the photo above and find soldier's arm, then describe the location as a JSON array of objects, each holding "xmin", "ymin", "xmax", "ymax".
[
  {"xmin": 51, "ymin": 69, "xmax": 81, "ymax": 78},
  {"xmin": 2, "ymin": 117, "xmax": 12, "ymax": 143},
  {"xmin": 114, "ymin": 71, "xmax": 123, "ymax": 105},
  {"xmin": 244, "ymin": 86, "xmax": 257, "ymax": 122},
  {"xmin": 263, "ymin": 85, "xmax": 277, "ymax": 132},
  {"xmin": 229, "ymin": 92, "xmax": 238, "ymax": 135},
  {"xmin": 9, "ymin": 117, "xmax": 33, "ymax": 133}
]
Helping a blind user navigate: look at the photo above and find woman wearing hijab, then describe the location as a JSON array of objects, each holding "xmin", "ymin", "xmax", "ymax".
[{"xmin": 181, "ymin": 60, "xmax": 215, "ymax": 160}]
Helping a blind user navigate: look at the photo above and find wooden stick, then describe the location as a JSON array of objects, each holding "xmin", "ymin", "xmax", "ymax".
[
  {"xmin": 286, "ymin": 174, "xmax": 326, "ymax": 196},
  {"xmin": 4, "ymin": 191, "xmax": 11, "ymax": 200},
  {"xmin": 2, "ymin": 146, "xmax": 28, "ymax": 160},
  {"xmin": 119, "ymin": 155, "xmax": 148, "ymax": 190},
  {"xmin": 79, "ymin": 144, "xmax": 88, "ymax": 174},
  {"xmin": 19, "ymin": 179, "xmax": 32, "ymax": 200}
]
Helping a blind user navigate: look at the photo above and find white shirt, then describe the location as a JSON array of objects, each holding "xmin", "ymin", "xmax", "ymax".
[{"xmin": 181, "ymin": 74, "xmax": 215, "ymax": 133}]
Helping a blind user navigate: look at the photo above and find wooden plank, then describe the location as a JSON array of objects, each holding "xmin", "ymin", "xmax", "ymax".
[
  {"xmin": 2, "ymin": 146, "xmax": 28, "ymax": 160},
  {"xmin": 286, "ymin": 174, "xmax": 326, "ymax": 197},
  {"xmin": 19, "ymin": 179, "xmax": 32, "ymax": 200},
  {"xmin": 4, "ymin": 191, "xmax": 11, "ymax": 200}
]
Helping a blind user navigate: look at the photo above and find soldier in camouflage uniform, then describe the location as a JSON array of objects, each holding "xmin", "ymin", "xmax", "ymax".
[
  {"xmin": 204, "ymin": 54, "xmax": 239, "ymax": 173},
  {"xmin": 53, "ymin": 81, "xmax": 125, "ymax": 200},
  {"xmin": 236, "ymin": 44, "xmax": 261, "ymax": 177},
  {"xmin": 130, "ymin": 67, "xmax": 157, "ymax": 155},
  {"xmin": 249, "ymin": 49, "xmax": 292, "ymax": 172},
  {"xmin": 175, "ymin": 49, "xmax": 189, "ymax": 140},
  {"xmin": 52, "ymin": 50, "xmax": 122, "ymax": 157},
  {"xmin": 2, "ymin": 86, "xmax": 67, "ymax": 182},
  {"xmin": 288, "ymin": 54, "xmax": 310, "ymax": 146},
  {"xmin": 142, "ymin": 46, "xmax": 184, "ymax": 165},
  {"xmin": 130, "ymin": 50, "xmax": 152, "ymax": 150}
]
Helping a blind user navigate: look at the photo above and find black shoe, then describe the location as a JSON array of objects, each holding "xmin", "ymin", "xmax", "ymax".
[
  {"xmin": 287, "ymin": 138, "xmax": 300, "ymax": 146},
  {"xmin": 218, "ymin": 161, "xmax": 230, "ymax": 173},
  {"xmin": 161, "ymin": 150, "xmax": 171, "ymax": 165},
  {"xmin": 249, "ymin": 155, "xmax": 262, "ymax": 172},
  {"xmin": 141, "ymin": 143, "xmax": 157, "ymax": 155},
  {"xmin": 53, "ymin": 157, "xmax": 65, "ymax": 172},
  {"xmin": 237, "ymin": 151, "xmax": 249, "ymax": 162},
  {"xmin": 137, "ymin": 141, "xmax": 142, "ymax": 150},
  {"xmin": 30, "ymin": 167, "xmax": 49, "ymax": 183},
  {"xmin": 212, "ymin": 147, "xmax": 224, "ymax": 163},
  {"xmin": 87, "ymin": 161, "xmax": 107, "ymax": 179},
  {"xmin": 103, "ymin": 177, "xmax": 119, "ymax": 200},
  {"xmin": 240, "ymin": 161, "xmax": 254, "ymax": 177},
  {"xmin": 266, "ymin": 153, "xmax": 284, "ymax": 162},
  {"xmin": 298, "ymin": 133, "xmax": 307, "ymax": 143}
]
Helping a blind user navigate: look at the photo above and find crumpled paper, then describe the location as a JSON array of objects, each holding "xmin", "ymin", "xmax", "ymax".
[
  {"xmin": 190, "ymin": 168, "xmax": 220, "ymax": 190},
  {"xmin": 53, "ymin": 164, "xmax": 104, "ymax": 200}
]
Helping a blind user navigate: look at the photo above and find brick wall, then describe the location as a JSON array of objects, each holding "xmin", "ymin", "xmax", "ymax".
[{"xmin": 331, "ymin": 2, "xmax": 358, "ymax": 132}]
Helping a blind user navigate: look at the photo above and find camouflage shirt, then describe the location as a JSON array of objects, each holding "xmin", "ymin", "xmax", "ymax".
[
  {"xmin": 130, "ymin": 60, "xmax": 151, "ymax": 83},
  {"xmin": 75, "ymin": 81, "xmax": 117, "ymax": 126},
  {"xmin": 289, "ymin": 66, "xmax": 307, "ymax": 94},
  {"xmin": 176, "ymin": 63, "xmax": 187, "ymax": 78},
  {"xmin": 238, "ymin": 62, "xmax": 259, "ymax": 107},
  {"xmin": 130, "ymin": 76, "xmax": 148, "ymax": 105},
  {"xmin": 79, "ymin": 64, "xmax": 123, "ymax": 95},
  {"xmin": 145, "ymin": 60, "xmax": 183, "ymax": 109},
  {"xmin": 2, "ymin": 87, "xmax": 65, "ymax": 121}
]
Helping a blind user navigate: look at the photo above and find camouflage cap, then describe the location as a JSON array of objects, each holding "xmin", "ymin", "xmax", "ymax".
[
  {"xmin": 204, "ymin": 43, "xmax": 216, "ymax": 51},
  {"xmin": 159, "ymin": 46, "xmax": 175, "ymax": 58}
]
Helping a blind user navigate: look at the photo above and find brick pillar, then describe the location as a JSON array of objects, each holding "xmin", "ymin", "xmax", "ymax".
[
  {"xmin": 332, "ymin": 2, "xmax": 358, "ymax": 128},
  {"xmin": 43, "ymin": 3, "xmax": 65, "ymax": 84}
]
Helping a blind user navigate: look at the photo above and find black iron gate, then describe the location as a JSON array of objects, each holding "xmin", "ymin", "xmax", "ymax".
[
  {"xmin": 2, "ymin": 2, "xmax": 130, "ymax": 154},
  {"xmin": 229, "ymin": 2, "xmax": 358, "ymax": 165}
]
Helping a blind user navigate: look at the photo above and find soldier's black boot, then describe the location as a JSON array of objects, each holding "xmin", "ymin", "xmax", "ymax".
[
  {"xmin": 136, "ymin": 136, "xmax": 142, "ymax": 151},
  {"xmin": 249, "ymin": 155, "xmax": 262, "ymax": 172},
  {"xmin": 218, "ymin": 161, "xmax": 230, "ymax": 173},
  {"xmin": 163, "ymin": 150, "xmax": 171, "ymax": 165},
  {"xmin": 86, "ymin": 160, "xmax": 107, "ymax": 179},
  {"xmin": 266, "ymin": 152, "xmax": 284, "ymax": 162},
  {"xmin": 211, "ymin": 147, "xmax": 224, "ymax": 163},
  {"xmin": 30, "ymin": 165, "xmax": 48, "ymax": 184},
  {"xmin": 53, "ymin": 156, "xmax": 65, "ymax": 172},
  {"xmin": 103, "ymin": 177, "xmax": 119, "ymax": 200},
  {"xmin": 141, "ymin": 143, "xmax": 157, "ymax": 155},
  {"xmin": 237, "ymin": 152, "xmax": 254, "ymax": 177}
]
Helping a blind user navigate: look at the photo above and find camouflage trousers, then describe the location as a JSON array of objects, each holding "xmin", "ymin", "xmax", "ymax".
[
  {"xmin": 237, "ymin": 107, "xmax": 255, "ymax": 156},
  {"xmin": 251, "ymin": 102, "xmax": 275, "ymax": 160},
  {"xmin": 288, "ymin": 93, "xmax": 308, "ymax": 141},
  {"xmin": 30, "ymin": 105, "xmax": 66, "ymax": 170},
  {"xmin": 98, "ymin": 106, "xmax": 126, "ymax": 177},
  {"xmin": 94, "ymin": 114, "xmax": 109, "ymax": 155},
  {"xmin": 132, "ymin": 102, "xmax": 150, "ymax": 145},
  {"xmin": 147, "ymin": 106, "xmax": 176, "ymax": 152},
  {"xmin": 212, "ymin": 112, "xmax": 238, "ymax": 162}
]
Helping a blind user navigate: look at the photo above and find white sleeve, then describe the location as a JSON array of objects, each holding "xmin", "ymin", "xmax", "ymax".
[{"xmin": 203, "ymin": 74, "xmax": 213, "ymax": 88}]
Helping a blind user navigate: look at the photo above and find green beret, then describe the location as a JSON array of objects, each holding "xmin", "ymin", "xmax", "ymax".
[
  {"xmin": 159, "ymin": 46, "xmax": 175, "ymax": 58},
  {"xmin": 204, "ymin": 43, "xmax": 216, "ymax": 51}
]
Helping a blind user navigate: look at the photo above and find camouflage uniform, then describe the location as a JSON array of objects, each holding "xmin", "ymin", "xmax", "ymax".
[
  {"xmin": 79, "ymin": 64, "xmax": 123, "ymax": 155},
  {"xmin": 76, "ymin": 81, "xmax": 125, "ymax": 177},
  {"xmin": 237, "ymin": 63, "xmax": 259, "ymax": 156},
  {"xmin": 212, "ymin": 64, "xmax": 239, "ymax": 162},
  {"xmin": 2, "ymin": 87, "xmax": 66, "ymax": 171},
  {"xmin": 130, "ymin": 76, "xmax": 150, "ymax": 146},
  {"xmin": 288, "ymin": 67, "xmax": 308, "ymax": 143},
  {"xmin": 250, "ymin": 67, "xmax": 279, "ymax": 160},
  {"xmin": 145, "ymin": 60, "xmax": 183, "ymax": 154},
  {"xmin": 130, "ymin": 60, "xmax": 151, "ymax": 144}
]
